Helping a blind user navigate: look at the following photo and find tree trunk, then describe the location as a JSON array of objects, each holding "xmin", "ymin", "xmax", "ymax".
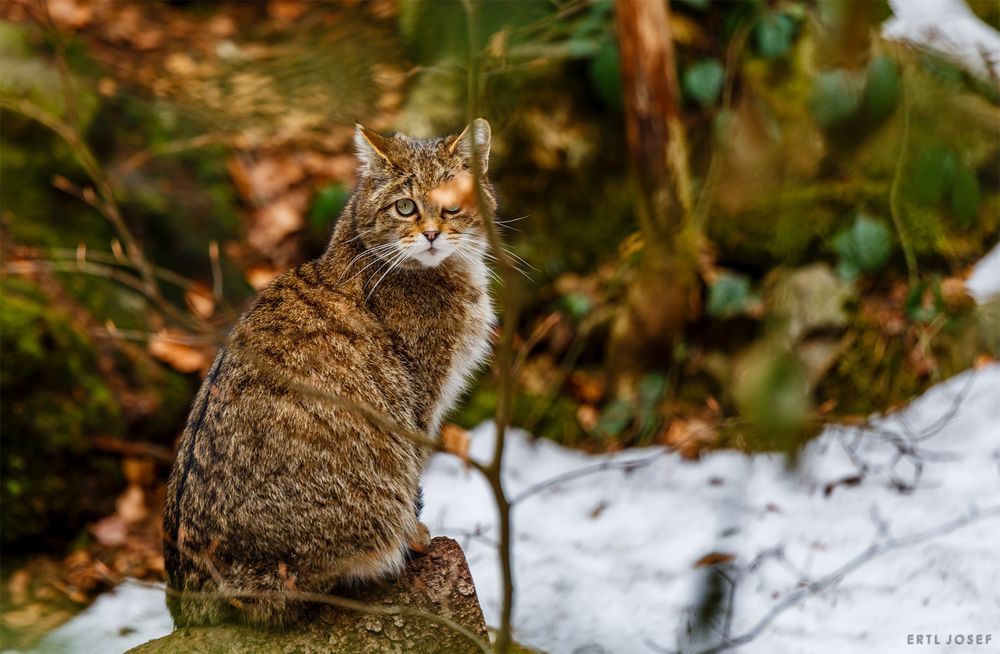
[
  {"xmin": 127, "ymin": 537, "xmax": 489, "ymax": 654},
  {"xmin": 611, "ymin": 0, "xmax": 699, "ymax": 396}
]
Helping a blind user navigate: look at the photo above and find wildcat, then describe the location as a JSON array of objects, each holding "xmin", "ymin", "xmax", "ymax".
[{"xmin": 162, "ymin": 119, "xmax": 496, "ymax": 627}]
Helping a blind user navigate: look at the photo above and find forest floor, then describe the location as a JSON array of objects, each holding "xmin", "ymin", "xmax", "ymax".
[{"xmin": 11, "ymin": 247, "xmax": 999, "ymax": 654}]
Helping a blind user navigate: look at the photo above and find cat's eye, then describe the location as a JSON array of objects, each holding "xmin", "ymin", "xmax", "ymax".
[
  {"xmin": 395, "ymin": 198, "xmax": 417, "ymax": 216},
  {"xmin": 443, "ymin": 204, "xmax": 462, "ymax": 215}
]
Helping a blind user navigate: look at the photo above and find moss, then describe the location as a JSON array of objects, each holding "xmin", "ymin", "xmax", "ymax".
[
  {"xmin": 0, "ymin": 277, "xmax": 194, "ymax": 551},
  {"xmin": 0, "ymin": 278, "xmax": 123, "ymax": 549}
]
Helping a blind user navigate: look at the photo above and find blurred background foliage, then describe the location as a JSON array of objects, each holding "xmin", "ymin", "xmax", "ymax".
[{"xmin": 0, "ymin": 0, "xmax": 997, "ymax": 643}]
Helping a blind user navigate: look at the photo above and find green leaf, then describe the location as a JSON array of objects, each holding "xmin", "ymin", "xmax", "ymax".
[
  {"xmin": 905, "ymin": 280, "xmax": 934, "ymax": 321},
  {"xmin": 637, "ymin": 373, "xmax": 667, "ymax": 405},
  {"xmin": 682, "ymin": 59, "xmax": 725, "ymax": 108},
  {"xmin": 910, "ymin": 147, "xmax": 957, "ymax": 206},
  {"xmin": 562, "ymin": 292, "xmax": 593, "ymax": 319},
  {"xmin": 595, "ymin": 399, "xmax": 632, "ymax": 440},
  {"xmin": 810, "ymin": 69, "xmax": 865, "ymax": 128},
  {"xmin": 754, "ymin": 12, "xmax": 796, "ymax": 59},
  {"xmin": 833, "ymin": 214, "xmax": 892, "ymax": 279},
  {"xmin": 589, "ymin": 41, "xmax": 623, "ymax": 111},
  {"xmin": 863, "ymin": 55, "xmax": 900, "ymax": 120},
  {"xmin": 707, "ymin": 271, "xmax": 753, "ymax": 317},
  {"xmin": 950, "ymin": 164, "xmax": 981, "ymax": 227},
  {"xmin": 677, "ymin": 0, "xmax": 711, "ymax": 10}
]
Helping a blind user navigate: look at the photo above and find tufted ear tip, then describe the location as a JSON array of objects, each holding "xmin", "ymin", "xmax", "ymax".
[
  {"xmin": 354, "ymin": 124, "xmax": 392, "ymax": 175},
  {"xmin": 449, "ymin": 118, "xmax": 492, "ymax": 172}
]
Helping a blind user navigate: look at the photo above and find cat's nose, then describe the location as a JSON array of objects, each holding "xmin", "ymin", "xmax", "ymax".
[{"xmin": 423, "ymin": 230, "xmax": 440, "ymax": 243}]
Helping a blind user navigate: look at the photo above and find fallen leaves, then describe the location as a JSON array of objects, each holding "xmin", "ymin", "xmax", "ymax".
[
  {"xmin": 662, "ymin": 418, "xmax": 719, "ymax": 460},
  {"xmin": 694, "ymin": 552, "xmax": 736, "ymax": 568},
  {"xmin": 148, "ymin": 330, "xmax": 210, "ymax": 374}
]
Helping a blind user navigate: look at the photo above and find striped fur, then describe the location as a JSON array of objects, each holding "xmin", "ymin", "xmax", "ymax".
[{"xmin": 163, "ymin": 121, "xmax": 496, "ymax": 627}]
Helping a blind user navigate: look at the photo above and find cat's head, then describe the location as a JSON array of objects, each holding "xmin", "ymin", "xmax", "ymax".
[{"xmin": 349, "ymin": 119, "xmax": 495, "ymax": 269}]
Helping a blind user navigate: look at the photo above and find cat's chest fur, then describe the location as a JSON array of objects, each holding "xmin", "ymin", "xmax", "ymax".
[{"xmin": 371, "ymin": 259, "xmax": 494, "ymax": 435}]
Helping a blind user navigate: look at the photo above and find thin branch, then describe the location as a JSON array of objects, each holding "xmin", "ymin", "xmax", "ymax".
[
  {"xmin": 888, "ymin": 47, "xmax": 918, "ymax": 287},
  {"xmin": 649, "ymin": 505, "xmax": 1000, "ymax": 654},
  {"xmin": 510, "ymin": 450, "xmax": 666, "ymax": 505},
  {"xmin": 91, "ymin": 436, "xmax": 174, "ymax": 464},
  {"xmin": 460, "ymin": 2, "xmax": 520, "ymax": 651},
  {"xmin": 0, "ymin": 97, "xmax": 161, "ymax": 304}
]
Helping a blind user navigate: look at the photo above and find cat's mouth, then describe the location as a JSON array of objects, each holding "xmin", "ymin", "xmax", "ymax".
[{"xmin": 410, "ymin": 242, "xmax": 450, "ymax": 268}]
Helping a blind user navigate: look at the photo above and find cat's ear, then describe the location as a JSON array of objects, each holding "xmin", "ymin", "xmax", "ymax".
[
  {"xmin": 448, "ymin": 118, "xmax": 491, "ymax": 173},
  {"xmin": 354, "ymin": 123, "xmax": 393, "ymax": 176}
]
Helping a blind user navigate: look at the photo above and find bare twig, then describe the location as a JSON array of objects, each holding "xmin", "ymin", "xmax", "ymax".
[
  {"xmin": 648, "ymin": 505, "xmax": 1000, "ymax": 654},
  {"xmin": 91, "ymin": 436, "xmax": 174, "ymax": 464},
  {"xmin": 460, "ymin": 2, "xmax": 520, "ymax": 651},
  {"xmin": 511, "ymin": 450, "xmax": 666, "ymax": 505},
  {"xmin": 0, "ymin": 97, "xmax": 161, "ymax": 303},
  {"xmin": 888, "ymin": 48, "xmax": 918, "ymax": 287}
]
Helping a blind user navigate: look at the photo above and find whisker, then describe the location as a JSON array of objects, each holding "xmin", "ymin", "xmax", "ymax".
[
  {"xmin": 336, "ymin": 242, "xmax": 398, "ymax": 285},
  {"xmin": 452, "ymin": 246, "xmax": 503, "ymax": 286},
  {"xmin": 451, "ymin": 237, "xmax": 532, "ymax": 281},
  {"xmin": 366, "ymin": 249, "xmax": 409, "ymax": 301},
  {"xmin": 501, "ymin": 247, "xmax": 537, "ymax": 272}
]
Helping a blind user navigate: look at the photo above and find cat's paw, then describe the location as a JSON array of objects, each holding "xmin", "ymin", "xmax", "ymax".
[{"xmin": 408, "ymin": 522, "xmax": 431, "ymax": 556}]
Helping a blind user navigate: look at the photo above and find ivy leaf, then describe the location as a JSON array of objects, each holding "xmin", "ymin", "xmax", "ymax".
[
  {"xmin": 810, "ymin": 69, "xmax": 865, "ymax": 128},
  {"xmin": 595, "ymin": 399, "xmax": 632, "ymax": 440},
  {"xmin": 863, "ymin": 54, "xmax": 900, "ymax": 120},
  {"xmin": 950, "ymin": 164, "xmax": 981, "ymax": 227},
  {"xmin": 833, "ymin": 214, "xmax": 892, "ymax": 280},
  {"xmin": 910, "ymin": 146, "xmax": 957, "ymax": 206},
  {"xmin": 707, "ymin": 271, "xmax": 753, "ymax": 317},
  {"xmin": 755, "ymin": 12, "xmax": 795, "ymax": 59},
  {"xmin": 682, "ymin": 59, "xmax": 725, "ymax": 107},
  {"xmin": 637, "ymin": 373, "xmax": 667, "ymax": 405}
]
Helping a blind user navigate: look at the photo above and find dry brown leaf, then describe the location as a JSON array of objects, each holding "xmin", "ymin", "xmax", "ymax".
[
  {"xmin": 47, "ymin": 0, "xmax": 92, "ymax": 30},
  {"xmin": 116, "ymin": 486, "xmax": 148, "ymax": 524},
  {"xmin": 148, "ymin": 331, "xmax": 208, "ymax": 373},
  {"xmin": 941, "ymin": 276, "xmax": 975, "ymax": 312},
  {"xmin": 441, "ymin": 424, "xmax": 470, "ymax": 461},
  {"xmin": 245, "ymin": 264, "xmax": 284, "ymax": 290},
  {"xmin": 693, "ymin": 552, "xmax": 736, "ymax": 568},
  {"xmin": 576, "ymin": 405, "xmax": 599, "ymax": 432},
  {"xmin": 267, "ymin": 0, "xmax": 307, "ymax": 22},
  {"xmin": 569, "ymin": 370, "xmax": 605, "ymax": 404},
  {"xmin": 975, "ymin": 353, "xmax": 997, "ymax": 369},
  {"xmin": 90, "ymin": 516, "xmax": 127, "ymax": 548},
  {"xmin": 248, "ymin": 193, "xmax": 307, "ymax": 255},
  {"xmin": 185, "ymin": 284, "xmax": 216, "ymax": 320},
  {"xmin": 662, "ymin": 418, "xmax": 718, "ymax": 459},
  {"xmin": 7, "ymin": 569, "xmax": 30, "ymax": 605}
]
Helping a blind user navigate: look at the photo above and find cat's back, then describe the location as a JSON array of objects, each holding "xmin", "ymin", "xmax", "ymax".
[{"xmin": 231, "ymin": 260, "xmax": 414, "ymax": 411}]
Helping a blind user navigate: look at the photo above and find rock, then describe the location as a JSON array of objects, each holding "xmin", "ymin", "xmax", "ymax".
[{"xmin": 127, "ymin": 538, "xmax": 489, "ymax": 654}]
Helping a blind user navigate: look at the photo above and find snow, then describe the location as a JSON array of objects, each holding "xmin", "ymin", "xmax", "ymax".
[
  {"xmin": 18, "ymin": 364, "xmax": 999, "ymax": 654},
  {"xmin": 422, "ymin": 366, "xmax": 1000, "ymax": 654},
  {"xmin": 968, "ymin": 243, "xmax": 1000, "ymax": 303},
  {"xmin": 885, "ymin": 0, "xmax": 1000, "ymax": 79},
  {"xmin": 10, "ymin": 580, "xmax": 173, "ymax": 654}
]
